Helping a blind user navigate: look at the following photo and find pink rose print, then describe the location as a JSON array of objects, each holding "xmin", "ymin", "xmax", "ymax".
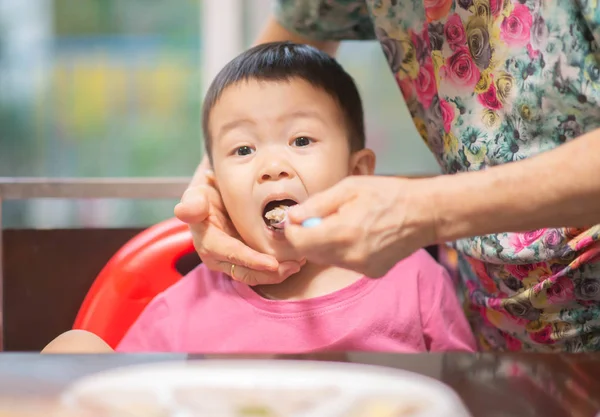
[
  {"xmin": 424, "ymin": 0, "xmax": 453, "ymax": 22},
  {"xmin": 500, "ymin": 4, "xmax": 533, "ymax": 48},
  {"xmin": 415, "ymin": 59, "xmax": 437, "ymax": 108},
  {"xmin": 410, "ymin": 33, "xmax": 422, "ymax": 64},
  {"xmin": 575, "ymin": 236, "xmax": 594, "ymax": 251},
  {"xmin": 546, "ymin": 276, "xmax": 575, "ymax": 304},
  {"xmin": 527, "ymin": 44, "xmax": 540, "ymax": 60},
  {"xmin": 477, "ymin": 79, "xmax": 502, "ymax": 110},
  {"xmin": 569, "ymin": 244, "xmax": 600, "ymax": 271},
  {"xmin": 530, "ymin": 325, "xmax": 554, "ymax": 344},
  {"xmin": 410, "ymin": 29, "xmax": 429, "ymax": 63},
  {"xmin": 487, "ymin": 297, "xmax": 503, "ymax": 310},
  {"xmin": 509, "ymin": 229, "xmax": 546, "ymax": 253},
  {"xmin": 443, "ymin": 47, "xmax": 481, "ymax": 88},
  {"xmin": 504, "ymin": 333, "xmax": 523, "ymax": 351},
  {"xmin": 543, "ymin": 229, "xmax": 562, "ymax": 247},
  {"xmin": 490, "ymin": 0, "xmax": 504, "ymax": 17},
  {"xmin": 588, "ymin": 246, "xmax": 600, "ymax": 263},
  {"xmin": 505, "ymin": 263, "xmax": 546, "ymax": 280},
  {"xmin": 440, "ymin": 98, "xmax": 455, "ymax": 132},
  {"xmin": 444, "ymin": 13, "xmax": 466, "ymax": 51}
]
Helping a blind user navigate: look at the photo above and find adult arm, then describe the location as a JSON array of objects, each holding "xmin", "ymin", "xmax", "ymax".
[
  {"xmin": 432, "ymin": 128, "xmax": 600, "ymax": 241},
  {"xmin": 285, "ymin": 131, "xmax": 600, "ymax": 277}
]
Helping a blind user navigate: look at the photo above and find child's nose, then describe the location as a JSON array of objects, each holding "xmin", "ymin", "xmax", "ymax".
[
  {"xmin": 260, "ymin": 169, "xmax": 290, "ymax": 182},
  {"xmin": 258, "ymin": 161, "xmax": 294, "ymax": 182}
]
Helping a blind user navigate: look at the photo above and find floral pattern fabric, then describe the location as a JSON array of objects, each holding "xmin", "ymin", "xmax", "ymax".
[{"xmin": 275, "ymin": 0, "xmax": 600, "ymax": 352}]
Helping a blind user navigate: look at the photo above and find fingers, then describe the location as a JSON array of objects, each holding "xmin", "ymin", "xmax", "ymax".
[
  {"xmin": 177, "ymin": 182, "xmax": 281, "ymax": 273},
  {"xmin": 287, "ymin": 179, "xmax": 352, "ymax": 224},
  {"xmin": 284, "ymin": 212, "xmax": 345, "ymax": 255},
  {"xmin": 198, "ymin": 225, "xmax": 280, "ymax": 272},
  {"xmin": 174, "ymin": 186, "xmax": 211, "ymax": 224},
  {"xmin": 204, "ymin": 169, "xmax": 216, "ymax": 184},
  {"xmin": 218, "ymin": 259, "xmax": 304, "ymax": 286}
]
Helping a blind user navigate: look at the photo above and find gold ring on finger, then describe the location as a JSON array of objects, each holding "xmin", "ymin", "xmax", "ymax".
[{"xmin": 230, "ymin": 263, "xmax": 236, "ymax": 279}]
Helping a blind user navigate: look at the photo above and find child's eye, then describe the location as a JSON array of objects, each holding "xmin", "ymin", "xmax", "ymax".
[
  {"xmin": 235, "ymin": 146, "xmax": 254, "ymax": 156},
  {"xmin": 292, "ymin": 137, "xmax": 312, "ymax": 147}
]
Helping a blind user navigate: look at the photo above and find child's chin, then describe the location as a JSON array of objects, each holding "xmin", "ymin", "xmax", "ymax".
[
  {"xmin": 247, "ymin": 240, "xmax": 299, "ymax": 263},
  {"xmin": 269, "ymin": 246, "xmax": 301, "ymax": 263}
]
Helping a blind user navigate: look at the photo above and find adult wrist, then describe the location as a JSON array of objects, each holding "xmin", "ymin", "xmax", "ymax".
[
  {"xmin": 396, "ymin": 176, "xmax": 442, "ymax": 249},
  {"xmin": 426, "ymin": 168, "xmax": 508, "ymax": 244}
]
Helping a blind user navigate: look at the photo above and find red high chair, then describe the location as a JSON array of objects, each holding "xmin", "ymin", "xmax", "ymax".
[{"xmin": 73, "ymin": 217, "xmax": 196, "ymax": 349}]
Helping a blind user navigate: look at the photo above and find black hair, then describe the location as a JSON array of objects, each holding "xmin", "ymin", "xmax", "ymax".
[{"xmin": 202, "ymin": 41, "xmax": 365, "ymax": 160}]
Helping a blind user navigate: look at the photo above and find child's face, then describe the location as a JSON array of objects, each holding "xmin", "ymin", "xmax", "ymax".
[{"xmin": 208, "ymin": 78, "xmax": 374, "ymax": 261}]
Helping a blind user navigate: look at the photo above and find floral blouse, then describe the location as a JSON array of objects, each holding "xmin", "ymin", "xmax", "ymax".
[{"xmin": 275, "ymin": 0, "xmax": 600, "ymax": 352}]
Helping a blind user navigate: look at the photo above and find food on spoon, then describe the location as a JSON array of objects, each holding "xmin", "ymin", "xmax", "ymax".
[
  {"xmin": 263, "ymin": 199, "xmax": 297, "ymax": 229},
  {"xmin": 264, "ymin": 205, "xmax": 289, "ymax": 227}
]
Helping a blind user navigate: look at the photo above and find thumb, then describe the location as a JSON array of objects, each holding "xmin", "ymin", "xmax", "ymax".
[
  {"xmin": 287, "ymin": 180, "xmax": 351, "ymax": 223},
  {"xmin": 174, "ymin": 186, "xmax": 210, "ymax": 224}
]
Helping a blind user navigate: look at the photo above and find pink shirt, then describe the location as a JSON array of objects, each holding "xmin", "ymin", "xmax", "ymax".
[{"xmin": 117, "ymin": 249, "xmax": 476, "ymax": 353}]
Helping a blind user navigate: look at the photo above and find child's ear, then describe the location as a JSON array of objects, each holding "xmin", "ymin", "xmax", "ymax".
[{"xmin": 349, "ymin": 148, "xmax": 376, "ymax": 175}]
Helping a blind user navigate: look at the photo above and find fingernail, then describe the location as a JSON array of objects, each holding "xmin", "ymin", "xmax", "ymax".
[
  {"xmin": 204, "ymin": 170, "xmax": 216, "ymax": 183},
  {"xmin": 288, "ymin": 205, "xmax": 302, "ymax": 218},
  {"xmin": 265, "ymin": 260, "xmax": 279, "ymax": 270},
  {"xmin": 282, "ymin": 264, "xmax": 301, "ymax": 276}
]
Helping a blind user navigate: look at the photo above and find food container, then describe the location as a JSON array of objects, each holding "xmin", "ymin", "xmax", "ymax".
[{"xmin": 61, "ymin": 360, "xmax": 471, "ymax": 417}]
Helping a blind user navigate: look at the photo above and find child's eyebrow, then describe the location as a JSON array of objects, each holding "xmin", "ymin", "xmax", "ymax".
[
  {"xmin": 217, "ymin": 118, "xmax": 255, "ymax": 137},
  {"xmin": 279, "ymin": 110, "xmax": 327, "ymax": 124},
  {"xmin": 217, "ymin": 110, "xmax": 327, "ymax": 139}
]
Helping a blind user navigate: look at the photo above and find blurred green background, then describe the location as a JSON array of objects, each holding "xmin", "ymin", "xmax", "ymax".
[{"xmin": 0, "ymin": 0, "xmax": 437, "ymax": 228}]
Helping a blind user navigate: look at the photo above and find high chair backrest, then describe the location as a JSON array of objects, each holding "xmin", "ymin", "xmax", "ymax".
[{"xmin": 73, "ymin": 217, "xmax": 196, "ymax": 349}]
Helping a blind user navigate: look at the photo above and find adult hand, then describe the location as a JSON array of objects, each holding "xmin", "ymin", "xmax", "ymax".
[
  {"xmin": 174, "ymin": 169, "xmax": 304, "ymax": 286},
  {"xmin": 284, "ymin": 176, "xmax": 438, "ymax": 278}
]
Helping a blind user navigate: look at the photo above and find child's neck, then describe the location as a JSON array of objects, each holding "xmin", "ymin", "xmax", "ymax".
[{"xmin": 254, "ymin": 262, "xmax": 363, "ymax": 301}]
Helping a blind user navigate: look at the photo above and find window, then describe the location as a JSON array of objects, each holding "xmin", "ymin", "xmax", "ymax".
[
  {"xmin": 0, "ymin": 0, "xmax": 202, "ymax": 227},
  {"xmin": 0, "ymin": 0, "xmax": 438, "ymax": 228}
]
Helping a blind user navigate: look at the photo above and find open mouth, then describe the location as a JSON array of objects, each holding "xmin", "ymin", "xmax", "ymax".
[{"xmin": 263, "ymin": 199, "xmax": 297, "ymax": 230}]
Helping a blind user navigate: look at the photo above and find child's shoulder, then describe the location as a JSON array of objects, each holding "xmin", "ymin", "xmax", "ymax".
[
  {"xmin": 155, "ymin": 263, "xmax": 228, "ymax": 303},
  {"xmin": 381, "ymin": 249, "xmax": 457, "ymax": 313},
  {"xmin": 378, "ymin": 248, "xmax": 450, "ymax": 294}
]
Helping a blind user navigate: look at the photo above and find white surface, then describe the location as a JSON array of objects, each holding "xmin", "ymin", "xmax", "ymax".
[
  {"xmin": 61, "ymin": 359, "xmax": 471, "ymax": 417},
  {"xmin": 201, "ymin": 0, "xmax": 244, "ymax": 95}
]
